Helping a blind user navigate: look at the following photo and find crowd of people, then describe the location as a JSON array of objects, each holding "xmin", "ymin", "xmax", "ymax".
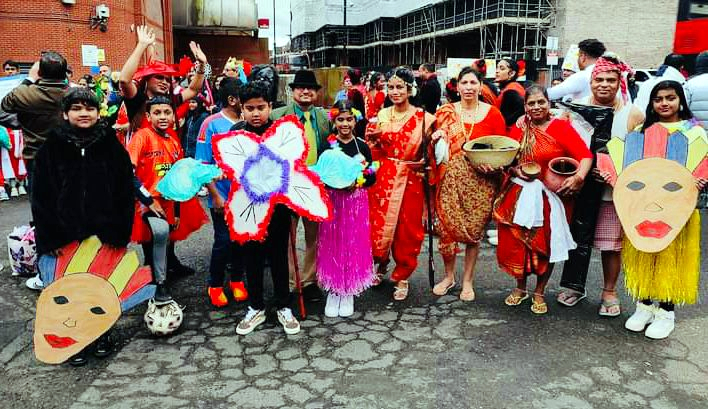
[{"xmin": 2, "ymin": 28, "xmax": 708, "ymax": 366}]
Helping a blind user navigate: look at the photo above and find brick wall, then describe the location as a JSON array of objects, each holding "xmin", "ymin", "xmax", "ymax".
[
  {"xmin": 0, "ymin": 0, "xmax": 170, "ymax": 77},
  {"xmin": 550, "ymin": 0, "xmax": 679, "ymax": 68}
]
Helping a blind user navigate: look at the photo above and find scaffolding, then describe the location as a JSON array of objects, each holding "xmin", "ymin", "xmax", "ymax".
[{"xmin": 291, "ymin": 0, "xmax": 556, "ymax": 68}]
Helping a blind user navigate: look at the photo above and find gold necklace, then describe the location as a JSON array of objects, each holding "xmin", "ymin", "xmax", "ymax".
[
  {"xmin": 390, "ymin": 107, "xmax": 412, "ymax": 123},
  {"xmin": 455, "ymin": 101, "xmax": 480, "ymax": 140}
]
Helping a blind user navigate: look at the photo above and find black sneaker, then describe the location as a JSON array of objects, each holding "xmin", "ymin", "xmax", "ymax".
[
  {"xmin": 68, "ymin": 351, "xmax": 88, "ymax": 367},
  {"xmin": 302, "ymin": 285, "xmax": 323, "ymax": 303},
  {"xmin": 154, "ymin": 283, "xmax": 173, "ymax": 304},
  {"xmin": 94, "ymin": 334, "xmax": 115, "ymax": 358}
]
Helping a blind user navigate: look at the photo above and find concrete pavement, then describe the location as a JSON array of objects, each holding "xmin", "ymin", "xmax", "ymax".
[{"xmin": 1, "ymin": 197, "xmax": 707, "ymax": 409}]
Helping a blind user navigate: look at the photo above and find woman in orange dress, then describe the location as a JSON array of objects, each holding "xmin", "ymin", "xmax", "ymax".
[
  {"xmin": 367, "ymin": 67, "xmax": 436, "ymax": 301},
  {"xmin": 494, "ymin": 85, "xmax": 592, "ymax": 314},
  {"xmin": 495, "ymin": 58, "xmax": 526, "ymax": 130},
  {"xmin": 365, "ymin": 72, "xmax": 386, "ymax": 121},
  {"xmin": 432, "ymin": 67, "xmax": 507, "ymax": 301}
]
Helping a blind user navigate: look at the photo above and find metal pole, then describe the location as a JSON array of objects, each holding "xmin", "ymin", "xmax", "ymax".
[
  {"xmin": 273, "ymin": 0, "xmax": 277, "ymax": 64},
  {"xmin": 343, "ymin": 0, "xmax": 347, "ymax": 65}
]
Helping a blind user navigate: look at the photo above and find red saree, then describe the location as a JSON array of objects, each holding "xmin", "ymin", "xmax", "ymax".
[
  {"xmin": 494, "ymin": 118, "xmax": 591, "ymax": 278},
  {"xmin": 367, "ymin": 108, "xmax": 431, "ymax": 281}
]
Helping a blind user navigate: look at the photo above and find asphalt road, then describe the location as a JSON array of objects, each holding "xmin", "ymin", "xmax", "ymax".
[{"xmin": 1, "ymin": 197, "xmax": 707, "ymax": 409}]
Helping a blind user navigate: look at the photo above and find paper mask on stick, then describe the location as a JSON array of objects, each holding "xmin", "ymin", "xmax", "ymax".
[
  {"xmin": 598, "ymin": 123, "xmax": 708, "ymax": 253},
  {"xmin": 34, "ymin": 236, "xmax": 155, "ymax": 364},
  {"xmin": 213, "ymin": 115, "xmax": 332, "ymax": 243}
]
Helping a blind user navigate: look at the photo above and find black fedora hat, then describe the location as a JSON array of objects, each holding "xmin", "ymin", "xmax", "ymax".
[{"xmin": 289, "ymin": 70, "xmax": 321, "ymax": 90}]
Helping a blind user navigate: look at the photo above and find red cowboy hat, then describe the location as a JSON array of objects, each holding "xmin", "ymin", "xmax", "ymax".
[{"xmin": 133, "ymin": 60, "xmax": 181, "ymax": 82}]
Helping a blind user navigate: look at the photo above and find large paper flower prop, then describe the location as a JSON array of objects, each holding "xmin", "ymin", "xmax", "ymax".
[
  {"xmin": 34, "ymin": 236, "xmax": 155, "ymax": 364},
  {"xmin": 213, "ymin": 115, "xmax": 332, "ymax": 243},
  {"xmin": 597, "ymin": 122, "xmax": 708, "ymax": 253}
]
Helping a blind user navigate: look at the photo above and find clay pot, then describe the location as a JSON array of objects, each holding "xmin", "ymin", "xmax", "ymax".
[
  {"xmin": 520, "ymin": 162, "xmax": 541, "ymax": 179},
  {"xmin": 543, "ymin": 157, "xmax": 579, "ymax": 192}
]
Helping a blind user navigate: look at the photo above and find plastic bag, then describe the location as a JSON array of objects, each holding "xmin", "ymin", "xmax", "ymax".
[
  {"xmin": 309, "ymin": 149, "xmax": 364, "ymax": 189},
  {"xmin": 7, "ymin": 225, "xmax": 37, "ymax": 277},
  {"xmin": 557, "ymin": 102, "xmax": 614, "ymax": 153},
  {"xmin": 156, "ymin": 158, "xmax": 222, "ymax": 202}
]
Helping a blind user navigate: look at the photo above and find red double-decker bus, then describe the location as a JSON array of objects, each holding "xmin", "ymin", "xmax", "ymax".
[{"xmin": 675, "ymin": 0, "xmax": 708, "ymax": 55}]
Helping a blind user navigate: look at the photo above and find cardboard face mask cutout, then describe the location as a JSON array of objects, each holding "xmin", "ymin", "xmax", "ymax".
[
  {"xmin": 35, "ymin": 274, "xmax": 121, "ymax": 364},
  {"xmin": 598, "ymin": 123, "xmax": 708, "ymax": 253},
  {"xmin": 614, "ymin": 157, "xmax": 697, "ymax": 252},
  {"xmin": 34, "ymin": 236, "xmax": 155, "ymax": 364}
]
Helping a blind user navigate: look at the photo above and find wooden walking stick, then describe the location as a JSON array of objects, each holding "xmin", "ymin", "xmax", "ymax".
[
  {"xmin": 420, "ymin": 112, "xmax": 436, "ymax": 289},
  {"xmin": 289, "ymin": 224, "xmax": 307, "ymax": 320}
]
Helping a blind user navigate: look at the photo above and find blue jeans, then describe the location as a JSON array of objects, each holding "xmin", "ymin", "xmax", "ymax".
[{"xmin": 208, "ymin": 209, "xmax": 244, "ymax": 287}]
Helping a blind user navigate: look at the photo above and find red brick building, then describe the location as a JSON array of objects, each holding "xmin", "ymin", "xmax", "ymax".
[{"xmin": 0, "ymin": 0, "xmax": 173, "ymax": 76}]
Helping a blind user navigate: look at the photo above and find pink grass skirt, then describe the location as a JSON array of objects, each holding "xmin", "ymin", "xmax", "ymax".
[{"xmin": 316, "ymin": 188, "xmax": 374, "ymax": 296}]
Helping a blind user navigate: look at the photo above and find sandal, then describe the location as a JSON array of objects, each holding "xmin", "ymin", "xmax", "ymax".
[
  {"xmin": 599, "ymin": 288, "xmax": 621, "ymax": 317},
  {"xmin": 504, "ymin": 289, "xmax": 529, "ymax": 306},
  {"xmin": 557, "ymin": 288, "xmax": 586, "ymax": 307},
  {"xmin": 393, "ymin": 281, "xmax": 409, "ymax": 301},
  {"xmin": 372, "ymin": 263, "xmax": 388, "ymax": 286},
  {"xmin": 432, "ymin": 277, "xmax": 456, "ymax": 296},
  {"xmin": 459, "ymin": 287, "xmax": 475, "ymax": 302},
  {"xmin": 531, "ymin": 293, "xmax": 548, "ymax": 315}
]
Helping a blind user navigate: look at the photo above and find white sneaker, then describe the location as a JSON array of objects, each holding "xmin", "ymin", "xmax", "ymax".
[
  {"xmin": 486, "ymin": 229, "xmax": 498, "ymax": 238},
  {"xmin": 236, "ymin": 307, "xmax": 266, "ymax": 335},
  {"xmin": 488, "ymin": 236, "xmax": 498, "ymax": 246},
  {"xmin": 339, "ymin": 295, "xmax": 354, "ymax": 317},
  {"xmin": 18, "ymin": 185, "xmax": 27, "ymax": 195},
  {"xmin": 26, "ymin": 274, "xmax": 44, "ymax": 291},
  {"xmin": 9, "ymin": 186, "xmax": 18, "ymax": 197},
  {"xmin": 625, "ymin": 302, "xmax": 655, "ymax": 332},
  {"xmin": 0, "ymin": 190, "xmax": 8, "ymax": 201},
  {"xmin": 277, "ymin": 307, "xmax": 301, "ymax": 335},
  {"xmin": 324, "ymin": 293, "xmax": 340, "ymax": 317},
  {"xmin": 645, "ymin": 308, "xmax": 675, "ymax": 340}
]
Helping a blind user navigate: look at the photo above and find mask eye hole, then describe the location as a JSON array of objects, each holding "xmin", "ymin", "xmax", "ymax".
[
  {"xmin": 627, "ymin": 181, "xmax": 646, "ymax": 191},
  {"xmin": 663, "ymin": 182, "xmax": 682, "ymax": 192},
  {"xmin": 53, "ymin": 296, "xmax": 69, "ymax": 305},
  {"xmin": 90, "ymin": 306, "xmax": 106, "ymax": 315}
]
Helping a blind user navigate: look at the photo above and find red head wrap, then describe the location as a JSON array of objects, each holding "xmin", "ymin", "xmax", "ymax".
[{"xmin": 592, "ymin": 55, "xmax": 633, "ymax": 102}]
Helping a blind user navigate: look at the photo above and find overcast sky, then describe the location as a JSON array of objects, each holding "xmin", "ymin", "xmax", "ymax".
[{"xmin": 256, "ymin": 0, "xmax": 293, "ymax": 49}]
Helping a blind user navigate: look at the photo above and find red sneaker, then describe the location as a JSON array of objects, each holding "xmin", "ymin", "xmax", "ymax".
[
  {"xmin": 208, "ymin": 287, "xmax": 228, "ymax": 307},
  {"xmin": 229, "ymin": 281, "xmax": 249, "ymax": 302}
]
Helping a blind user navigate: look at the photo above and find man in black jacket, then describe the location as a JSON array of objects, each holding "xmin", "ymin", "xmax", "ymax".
[{"xmin": 418, "ymin": 63, "xmax": 441, "ymax": 114}]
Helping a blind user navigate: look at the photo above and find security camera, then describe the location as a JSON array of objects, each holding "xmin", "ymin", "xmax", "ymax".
[{"xmin": 96, "ymin": 4, "xmax": 110, "ymax": 19}]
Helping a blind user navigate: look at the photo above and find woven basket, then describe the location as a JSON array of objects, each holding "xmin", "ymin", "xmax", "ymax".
[{"xmin": 462, "ymin": 135, "xmax": 520, "ymax": 168}]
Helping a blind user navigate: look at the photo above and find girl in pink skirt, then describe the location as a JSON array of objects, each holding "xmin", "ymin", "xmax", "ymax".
[{"xmin": 315, "ymin": 100, "xmax": 377, "ymax": 317}]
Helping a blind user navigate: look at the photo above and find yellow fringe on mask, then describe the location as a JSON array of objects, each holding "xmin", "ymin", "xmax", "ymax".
[{"xmin": 622, "ymin": 210, "xmax": 701, "ymax": 305}]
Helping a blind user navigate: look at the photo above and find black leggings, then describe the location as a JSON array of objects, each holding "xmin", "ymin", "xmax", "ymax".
[{"xmin": 642, "ymin": 299, "xmax": 674, "ymax": 312}]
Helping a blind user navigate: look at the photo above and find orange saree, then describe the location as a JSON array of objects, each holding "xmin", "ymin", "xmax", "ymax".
[{"xmin": 434, "ymin": 103, "xmax": 507, "ymax": 259}]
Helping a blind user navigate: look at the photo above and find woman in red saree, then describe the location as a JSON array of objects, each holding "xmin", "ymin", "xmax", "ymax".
[
  {"xmin": 494, "ymin": 86, "xmax": 592, "ymax": 314},
  {"xmin": 367, "ymin": 67, "xmax": 436, "ymax": 301},
  {"xmin": 433, "ymin": 67, "xmax": 507, "ymax": 301}
]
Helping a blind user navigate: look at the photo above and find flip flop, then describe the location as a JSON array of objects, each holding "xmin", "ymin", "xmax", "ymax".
[
  {"xmin": 599, "ymin": 299, "xmax": 621, "ymax": 317},
  {"xmin": 557, "ymin": 289, "xmax": 586, "ymax": 307}
]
